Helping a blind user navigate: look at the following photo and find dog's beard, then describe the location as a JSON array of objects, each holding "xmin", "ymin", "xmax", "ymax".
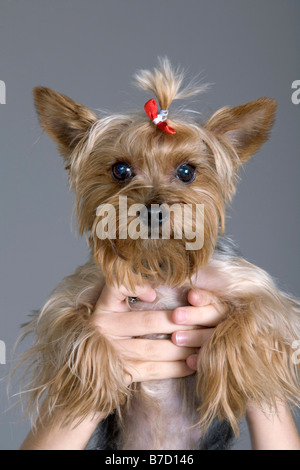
[
  {"xmin": 93, "ymin": 239, "xmax": 201, "ymax": 289},
  {"xmin": 91, "ymin": 201, "xmax": 219, "ymax": 288},
  {"xmin": 79, "ymin": 167, "xmax": 225, "ymax": 289}
]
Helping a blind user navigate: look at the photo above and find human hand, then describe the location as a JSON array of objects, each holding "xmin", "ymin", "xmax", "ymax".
[
  {"xmin": 19, "ymin": 287, "xmax": 228, "ymax": 451},
  {"xmin": 92, "ymin": 284, "xmax": 196, "ymax": 385},
  {"xmin": 171, "ymin": 289, "xmax": 227, "ymax": 370}
]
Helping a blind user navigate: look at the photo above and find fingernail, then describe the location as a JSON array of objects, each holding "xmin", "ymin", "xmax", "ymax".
[
  {"xmin": 193, "ymin": 292, "xmax": 203, "ymax": 305},
  {"xmin": 175, "ymin": 308, "xmax": 187, "ymax": 323},
  {"xmin": 189, "ymin": 290, "xmax": 203, "ymax": 306},
  {"xmin": 187, "ymin": 355, "xmax": 198, "ymax": 370},
  {"xmin": 175, "ymin": 332, "xmax": 186, "ymax": 345}
]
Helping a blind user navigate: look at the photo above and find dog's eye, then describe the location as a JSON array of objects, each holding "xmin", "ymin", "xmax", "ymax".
[
  {"xmin": 175, "ymin": 163, "xmax": 196, "ymax": 183},
  {"xmin": 112, "ymin": 162, "xmax": 134, "ymax": 182}
]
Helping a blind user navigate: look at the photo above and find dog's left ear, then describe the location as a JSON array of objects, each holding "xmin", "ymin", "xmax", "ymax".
[
  {"xmin": 33, "ymin": 87, "xmax": 98, "ymax": 160},
  {"xmin": 205, "ymin": 98, "xmax": 277, "ymax": 162}
]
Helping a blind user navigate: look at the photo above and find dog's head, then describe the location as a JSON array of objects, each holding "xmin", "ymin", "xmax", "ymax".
[{"xmin": 33, "ymin": 59, "xmax": 276, "ymax": 288}]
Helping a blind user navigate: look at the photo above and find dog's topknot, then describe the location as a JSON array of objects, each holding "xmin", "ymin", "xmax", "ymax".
[{"xmin": 133, "ymin": 57, "xmax": 209, "ymax": 110}]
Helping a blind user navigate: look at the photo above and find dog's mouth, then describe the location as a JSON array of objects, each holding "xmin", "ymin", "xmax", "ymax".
[{"xmin": 92, "ymin": 201, "xmax": 211, "ymax": 287}]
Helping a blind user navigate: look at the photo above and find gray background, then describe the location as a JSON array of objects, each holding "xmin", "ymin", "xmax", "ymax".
[{"xmin": 0, "ymin": 0, "xmax": 299, "ymax": 450}]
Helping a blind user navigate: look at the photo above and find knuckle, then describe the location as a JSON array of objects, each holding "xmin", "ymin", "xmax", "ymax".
[
  {"xmin": 143, "ymin": 340, "xmax": 157, "ymax": 359},
  {"xmin": 145, "ymin": 362, "xmax": 159, "ymax": 379},
  {"xmin": 142, "ymin": 311, "xmax": 160, "ymax": 332},
  {"xmin": 212, "ymin": 301, "xmax": 227, "ymax": 317},
  {"xmin": 91, "ymin": 312, "xmax": 109, "ymax": 334},
  {"xmin": 202, "ymin": 291, "xmax": 216, "ymax": 305}
]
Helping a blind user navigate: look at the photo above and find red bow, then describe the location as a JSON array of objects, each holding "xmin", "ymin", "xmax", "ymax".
[{"xmin": 144, "ymin": 99, "xmax": 176, "ymax": 135}]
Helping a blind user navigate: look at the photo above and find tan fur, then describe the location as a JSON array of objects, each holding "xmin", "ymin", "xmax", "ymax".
[{"xmin": 15, "ymin": 59, "xmax": 300, "ymax": 447}]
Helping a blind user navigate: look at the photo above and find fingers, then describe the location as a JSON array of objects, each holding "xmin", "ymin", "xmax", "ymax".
[
  {"xmin": 114, "ymin": 332, "xmax": 196, "ymax": 385},
  {"xmin": 95, "ymin": 284, "xmax": 156, "ymax": 313},
  {"xmin": 172, "ymin": 327, "xmax": 214, "ymax": 348},
  {"xmin": 171, "ymin": 289, "xmax": 228, "ymax": 371},
  {"xmin": 118, "ymin": 337, "xmax": 196, "ymax": 384},
  {"xmin": 114, "ymin": 338, "xmax": 196, "ymax": 362},
  {"xmin": 172, "ymin": 289, "xmax": 227, "ymax": 327},
  {"xmin": 94, "ymin": 309, "xmax": 194, "ymax": 338},
  {"xmin": 188, "ymin": 288, "xmax": 226, "ymax": 308},
  {"xmin": 92, "ymin": 285, "xmax": 227, "ymax": 384},
  {"xmin": 186, "ymin": 354, "xmax": 198, "ymax": 371},
  {"xmin": 187, "ymin": 288, "xmax": 214, "ymax": 307},
  {"xmin": 127, "ymin": 360, "xmax": 195, "ymax": 384},
  {"xmin": 90, "ymin": 284, "xmax": 229, "ymax": 387}
]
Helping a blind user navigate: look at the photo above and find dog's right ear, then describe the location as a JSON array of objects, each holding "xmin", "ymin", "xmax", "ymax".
[{"xmin": 33, "ymin": 87, "xmax": 98, "ymax": 160}]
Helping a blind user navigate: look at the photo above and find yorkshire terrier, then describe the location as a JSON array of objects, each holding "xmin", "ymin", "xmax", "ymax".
[{"xmin": 18, "ymin": 58, "xmax": 300, "ymax": 450}]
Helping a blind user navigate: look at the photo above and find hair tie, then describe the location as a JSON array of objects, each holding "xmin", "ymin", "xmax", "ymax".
[{"xmin": 144, "ymin": 99, "xmax": 176, "ymax": 135}]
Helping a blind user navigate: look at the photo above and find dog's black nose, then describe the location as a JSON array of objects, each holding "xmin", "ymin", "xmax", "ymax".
[{"xmin": 147, "ymin": 205, "xmax": 168, "ymax": 229}]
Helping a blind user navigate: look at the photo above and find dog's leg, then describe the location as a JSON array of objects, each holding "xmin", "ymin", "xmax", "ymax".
[{"xmin": 194, "ymin": 256, "xmax": 300, "ymax": 436}]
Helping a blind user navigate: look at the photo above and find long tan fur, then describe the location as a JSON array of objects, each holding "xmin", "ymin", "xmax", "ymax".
[{"xmin": 15, "ymin": 59, "xmax": 300, "ymax": 446}]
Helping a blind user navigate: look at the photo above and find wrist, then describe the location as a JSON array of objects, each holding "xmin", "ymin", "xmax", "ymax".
[{"xmin": 20, "ymin": 413, "xmax": 105, "ymax": 450}]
